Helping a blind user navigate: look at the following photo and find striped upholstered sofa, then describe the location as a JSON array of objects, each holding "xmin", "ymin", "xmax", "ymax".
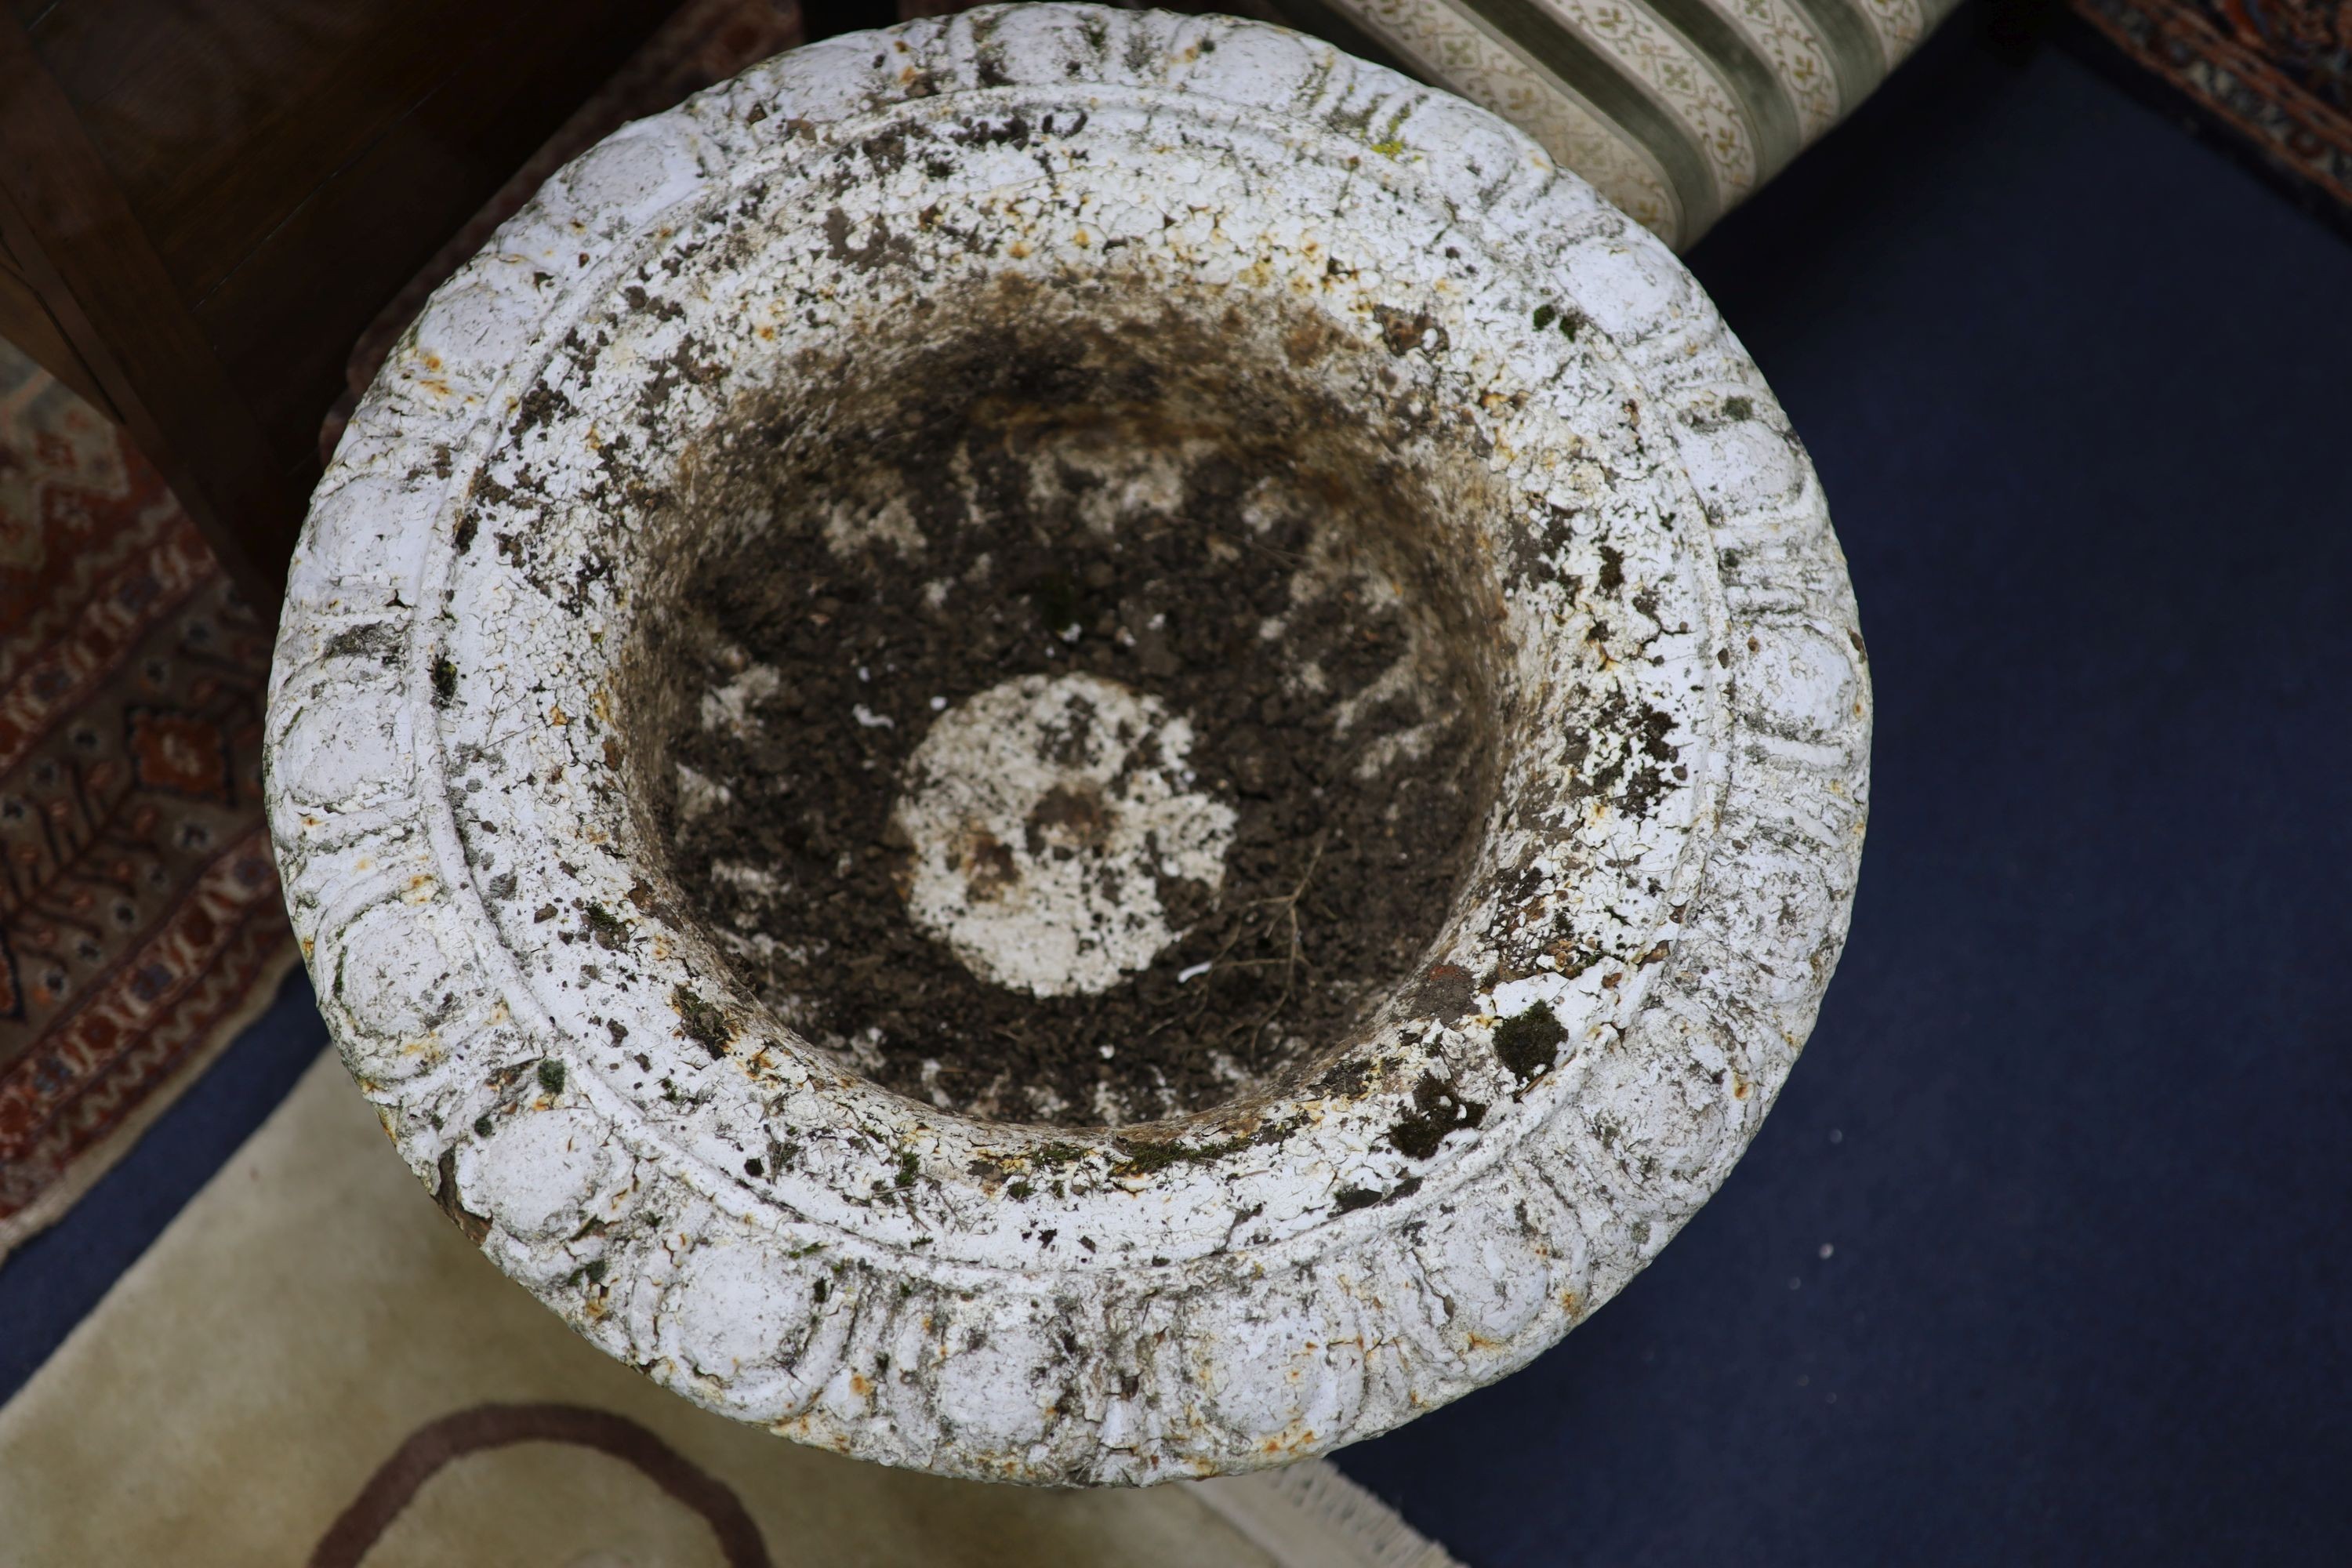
[{"xmin": 1245, "ymin": 0, "xmax": 1963, "ymax": 246}]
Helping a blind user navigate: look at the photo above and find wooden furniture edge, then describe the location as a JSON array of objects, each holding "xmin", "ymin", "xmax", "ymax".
[{"xmin": 0, "ymin": 11, "xmax": 304, "ymax": 607}]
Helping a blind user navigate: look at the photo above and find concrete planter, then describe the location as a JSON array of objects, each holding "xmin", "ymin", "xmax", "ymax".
[{"xmin": 266, "ymin": 5, "xmax": 1868, "ymax": 1486}]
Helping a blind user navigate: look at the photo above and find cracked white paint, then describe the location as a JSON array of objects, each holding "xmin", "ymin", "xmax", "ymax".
[
  {"xmin": 700, "ymin": 665, "xmax": 782, "ymax": 736},
  {"xmin": 895, "ymin": 673, "xmax": 1234, "ymax": 998},
  {"xmin": 266, "ymin": 5, "xmax": 1869, "ymax": 1486}
]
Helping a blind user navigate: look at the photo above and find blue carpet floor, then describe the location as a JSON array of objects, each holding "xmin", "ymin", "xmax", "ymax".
[{"xmin": 1334, "ymin": 14, "xmax": 2352, "ymax": 1566}]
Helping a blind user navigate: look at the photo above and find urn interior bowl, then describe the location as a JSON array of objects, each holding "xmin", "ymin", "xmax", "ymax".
[{"xmin": 266, "ymin": 5, "xmax": 1870, "ymax": 1485}]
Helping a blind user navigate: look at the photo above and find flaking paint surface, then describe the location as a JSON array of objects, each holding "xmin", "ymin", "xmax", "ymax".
[{"xmin": 265, "ymin": 4, "xmax": 1869, "ymax": 1486}]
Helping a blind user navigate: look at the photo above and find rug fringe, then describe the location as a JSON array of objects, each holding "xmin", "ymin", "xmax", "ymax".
[{"xmin": 1186, "ymin": 1459, "xmax": 1463, "ymax": 1568}]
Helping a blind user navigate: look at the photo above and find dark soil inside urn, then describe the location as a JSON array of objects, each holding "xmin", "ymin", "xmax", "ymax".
[{"xmin": 644, "ymin": 301, "xmax": 1495, "ymax": 1126}]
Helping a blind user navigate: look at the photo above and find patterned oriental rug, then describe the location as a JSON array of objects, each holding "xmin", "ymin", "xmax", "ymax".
[
  {"xmin": 0, "ymin": 335, "xmax": 297, "ymax": 1261},
  {"xmin": 2073, "ymin": 0, "xmax": 2352, "ymax": 219}
]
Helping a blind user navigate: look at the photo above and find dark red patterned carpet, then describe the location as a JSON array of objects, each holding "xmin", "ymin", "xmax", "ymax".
[
  {"xmin": 2074, "ymin": 0, "xmax": 2352, "ymax": 216},
  {"xmin": 0, "ymin": 335, "xmax": 295, "ymax": 1261}
]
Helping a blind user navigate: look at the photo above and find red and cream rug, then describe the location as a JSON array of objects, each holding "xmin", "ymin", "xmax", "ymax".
[
  {"xmin": 2074, "ymin": 0, "xmax": 2352, "ymax": 221},
  {"xmin": 0, "ymin": 334, "xmax": 297, "ymax": 1261}
]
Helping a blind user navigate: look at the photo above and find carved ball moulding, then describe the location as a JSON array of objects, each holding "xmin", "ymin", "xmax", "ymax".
[{"xmin": 265, "ymin": 4, "xmax": 1870, "ymax": 1486}]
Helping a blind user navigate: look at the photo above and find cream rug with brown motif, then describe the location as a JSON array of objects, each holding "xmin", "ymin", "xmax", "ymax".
[{"xmin": 0, "ymin": 1054, "xmax": 1457, "ymax": 1566}]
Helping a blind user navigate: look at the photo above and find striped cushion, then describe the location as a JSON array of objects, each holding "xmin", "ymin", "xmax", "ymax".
[{"xmin": 1269, "ymin": 0, "xmax": 1962, "ymax": 246}]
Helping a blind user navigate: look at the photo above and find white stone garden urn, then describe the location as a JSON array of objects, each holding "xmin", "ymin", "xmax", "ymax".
[{"xmin": 266, "ymin": 4, "xmax": 1869, "ymax": 1486}]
